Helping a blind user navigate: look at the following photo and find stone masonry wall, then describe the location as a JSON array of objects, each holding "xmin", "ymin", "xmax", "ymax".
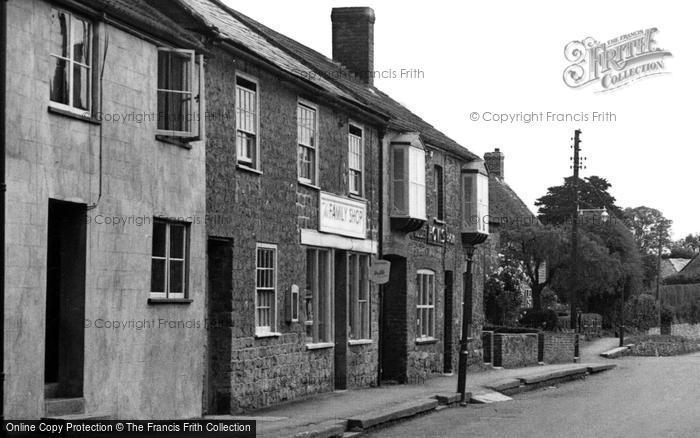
[
  {"xmin": 542, "ymin": 332, "xmax": 576, "ymax": 364},
  {"xmin": 205, "ymin": 47, "xmax": 379, "ymax": 413},
  {"xmin": 493, "ymin": 333, "xmax": 538, "ymax": 368}
]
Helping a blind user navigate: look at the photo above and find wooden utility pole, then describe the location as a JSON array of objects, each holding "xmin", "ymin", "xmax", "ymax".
[{"xmin": 570, "ymin": 129, "xmax": 582, "ymax": 331}]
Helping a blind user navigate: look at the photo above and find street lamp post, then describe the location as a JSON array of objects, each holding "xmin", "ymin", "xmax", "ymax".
[
  {"xmin": 457, "ymin": 244, "xmax": 475, "ymax": 405},
  {"xmin": 457, "ymin": 160, "xmax": 489, "ymax": 406}
]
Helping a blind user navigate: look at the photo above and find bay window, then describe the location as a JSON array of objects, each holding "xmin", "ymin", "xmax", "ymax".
[
  {"xmin": 391, "ymin": 143, "xmax": 426, "ymax": 220},
  {"xmin": 462, "ymin": 160, "xmax": 489, "ymax": 235}
]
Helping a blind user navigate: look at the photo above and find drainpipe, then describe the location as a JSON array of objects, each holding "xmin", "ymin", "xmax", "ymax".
[
  {"xmin": 1, "ymin": 0, "xmax": 8, "ymax": 427},
  {"xmin": 376, "ymin": 128, "xmax": 385, "ymax": 387}
]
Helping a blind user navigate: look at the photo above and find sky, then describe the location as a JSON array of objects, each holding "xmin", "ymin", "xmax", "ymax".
[{"xmin": 223, "ymin": 0, "xmax": 697, "ymax": 239}]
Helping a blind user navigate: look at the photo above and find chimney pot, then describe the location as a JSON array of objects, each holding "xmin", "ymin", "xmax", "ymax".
[{"xmin": 331, "ymin": 7, "xmax": 375, "ymax": 86}]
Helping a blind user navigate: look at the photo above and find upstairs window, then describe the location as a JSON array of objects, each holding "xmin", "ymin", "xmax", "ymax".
[
  {"xmin": 434, "ymin": 165, "xmax": 444, "ymax": 221},
  {"xmin": 151, "ymin": 220, "xmax": 189, "ymax": 299},
  {"xmin": 297, "ymin": 102, "xmax": 318, "ymax": 185},
  {"xmin": 462, "ymin": 170, "xmax": 489, "ymax": 234},
  {"xmin": 392, "ymin": 144, "xmax": 426, "ymax": 219},
  {"xmin": 236, "ymin": 74, "xmax": 259, "ymax": 168},
  {"xmin": 50, "ymin": 8, "xmax": 92, "ymax": 112},
  {"xmin": 348, "ymin": 124, "xmax": 364, "ymax": 196},
  {"xmin": 157, "ymin": 48, "xmax": 203, "ymax": 138}
]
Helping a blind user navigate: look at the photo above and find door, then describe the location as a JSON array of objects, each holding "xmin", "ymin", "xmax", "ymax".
[
  {"xmin": 334, "ymin": 250, "xmax": 348, "ymax": 390},
  {"xmin": 45, "ymin": 199, "xmax": 86, "ymax": 398},
  {"xmin": 206, "ymin": 238, "xmax": 233, "ymax": 414},
  {"xmin": 443, "ymin": 271, "xmax": 454, "ymax": 374}
]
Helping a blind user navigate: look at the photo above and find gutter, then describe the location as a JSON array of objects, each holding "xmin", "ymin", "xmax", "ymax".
[{"xmin": 1, "ymin": 0, "xmax": 7, "ymax": 426}]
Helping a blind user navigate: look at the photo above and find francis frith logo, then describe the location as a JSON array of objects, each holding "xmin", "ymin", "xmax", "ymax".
[{"xmin": 563, "ymin": 28, "xmax": 672, "ymax": 92}]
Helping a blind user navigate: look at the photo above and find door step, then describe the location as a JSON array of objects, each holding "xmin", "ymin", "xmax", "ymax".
[
  {"xmin": 43, "ymin": 413, "xmax": 112, "ymax": 421},
  {"xmin": 45, "ymin": 397, "xmax": 85, "ymax": 417}
]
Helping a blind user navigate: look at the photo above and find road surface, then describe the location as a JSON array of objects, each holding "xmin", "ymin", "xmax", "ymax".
[{"xmin": 369, "ymin": 352, "xmax": 700, "ymax": 438}]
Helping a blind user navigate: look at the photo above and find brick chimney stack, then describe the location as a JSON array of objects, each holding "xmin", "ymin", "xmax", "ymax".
[
  {"xmin": 484, "ymin": 148, "xmax": 504, "ymax": 180},
  {"xmin": 331, "ymin": 7, "xmax": 375, "ymax": 86}
]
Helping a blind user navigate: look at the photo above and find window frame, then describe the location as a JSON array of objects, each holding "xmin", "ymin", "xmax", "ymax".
[
  {"xmin": 304, "ymin": 247, "xmax": 334, "ymax": 347},
  {"xmin": 150, "ymin": 219, "xmax": 190, "ymax": 300},
  {"xmin": 348, "ymin": 253, "xmax": 371, "ymax": 342},
  {"xmin": 297, "ymin": 99, "xmax": 320, "ymax": 186},
  {"xmin": 348, "ymin": 122, "xmax": 364, "ymax": 197},
  {"xmin": 434, "ymin": 165, "xmax": 444, "ymax": 221},
  {"xmin": 156, "ymin": 47, "xmax": 197, "ymax": 138},
  {"xmin": 462, "ymin": 172, "xmax": 489, "ymax": 234},
  {"xmin": 416, "ymin": 269, "xmax": 436, "ymax": 341},
  {"xmin": 255, "ymin": 243, "xmax": 278, "ymax": 336},
  {"xmin": 235, "ymin": 72, "xmax": 260, "ymax": 169},
  {"xmin": 49, "ymin": 7, "xmax": 94, "ymax": 115},
  {"xmin": 391, "ymin": 144, "xmax": 427, "ymax": 220}
]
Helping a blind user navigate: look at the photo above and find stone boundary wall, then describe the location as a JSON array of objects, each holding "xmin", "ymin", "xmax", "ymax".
[
  {"xmin": 493, "ymin": 333, "xmax": 538, "ymax": 368},
  {"xmin": 542, "ymin": 332, "xmax": 576, "ymax": 364}
]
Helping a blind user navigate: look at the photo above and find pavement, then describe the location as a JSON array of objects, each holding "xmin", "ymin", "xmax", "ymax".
[
  {"xmin": 367, "ymin": 349, "xmax": 700, "ymax": 438},
  {"xmin": 206, "ymin": 338, "xmax": 620, "ymax": 438}
]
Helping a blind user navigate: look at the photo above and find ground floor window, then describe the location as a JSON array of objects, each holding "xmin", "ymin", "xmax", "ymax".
[
  {"xmin": 305, "ymin": 248, "xmax": 333, "ymax": 344},
  {"xmin": 256, "ymin": 243, "xmax": 277, "ymax": 335},
  {"xmin": 151, "ymin": 219, "xmax": 189, "ymax": 299},
  {"xmin": 416, "ymin": 269, "xmax": 436, "ymax": 340},
  {"xmin": 348, "ymin": 253, "xmax": 370, "ymax": 340}
]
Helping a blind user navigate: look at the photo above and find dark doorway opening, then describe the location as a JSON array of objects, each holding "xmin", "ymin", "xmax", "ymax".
[
  {"xmin": 45, "ymin": 199, "xmax": 86, "ymax": 398},
  {"xmin": 380, "ymin": 254, "xmax": 407, "ymax": 384},
  {"xmin": 334, "ymin": 250, "xmax": 348, "ymax": 390},
  {"xmin": 206, "ymin": 237, "xmax": 233, "ymax": 414},
  {"xmin": 443, "ymin": 271, "xmax": 454, "ymax": 374}
]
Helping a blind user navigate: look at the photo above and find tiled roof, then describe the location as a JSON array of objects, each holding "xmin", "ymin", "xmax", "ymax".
[
  {"xmin": 489, "ymin": 177, "xmax": 539, "ymax": 228},
  {"xmin": 680, "ymin": 254, "xmax": 700, "ymax": 275},
  {"xmin": 86, "ymin": 0, "xmax": 204, "ymax": 49},
  {"xmin": 182, "ymin": 0, "xmax": 478, "ymax": 161}
]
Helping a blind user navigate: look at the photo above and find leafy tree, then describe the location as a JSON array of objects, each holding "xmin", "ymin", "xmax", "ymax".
[
  {"xmin": 501, "ymin": 225, "xmax": 567, "ymax": 310},
  {"xmin": 670, "ymin": 234, "xmax": 700, "ymax": 255},
  {"xmin": 623, "ymin": 206, "xmax": 672, "ymax": 290},
  {"xmin": 484, "ymin": 255, "xmax": 527, "ymax": 326},
  {"xmin": 535, "ymin": 176, "xmax": 622, "ymax": 226},
  {"xmin": 666, "ymin": 247, "xmax": 696, "ymax": 259},
  {"xmin": 623, "ymin": 206, "xmax": 672, "ymax": 255}
]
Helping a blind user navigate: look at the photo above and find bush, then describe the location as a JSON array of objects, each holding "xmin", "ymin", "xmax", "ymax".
[
  {"xmin": 483, "ymin": 325, "xmax": 540, "ymax": 334},
  {"xmin": 624, "ymin": 294, "xmax": 659, "ymax": 331},
  {"xmin": 668, "ymin": 301, "xmax": 700, "ymax": 325},
  {"xmin": 663, "ymin": 272, "xmax": 700, "ymax": 285},
  {"xmin": 660, "ymin": 305, "xmax": 675, "ymax": 333},
  {"xmin": 519, "ymin": 308, "xmax": 559, "ymax": 331}
]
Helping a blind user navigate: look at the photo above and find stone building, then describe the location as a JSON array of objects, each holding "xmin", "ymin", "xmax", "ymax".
[
  {"xmin": 155, "ymin": 0, "xmax": 489, "ymax": 411},
  {"xmin": 3, "ymin": 0, "xmax": 207, "ymax": 419}
]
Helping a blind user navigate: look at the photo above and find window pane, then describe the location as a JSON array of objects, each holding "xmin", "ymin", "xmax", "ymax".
[
  {"xmin": 73, "ymin": 64, "xmax": 90, "ymax": 110},
  {"xmin": 151, "ymin": 259, "xmax": 165, "ymax": 293},
  {"xmin": 169, "ymin": 260, "xmax": 184, "ymax": 294},
  {"xmin": 72, "ymin": 17, "xmax": 90, "ymax": 64},
  {"xmin": 50, "ymin": 57, "xmax": 69, "ymax": 105},
  {"xmin": 152, "ymin": 222, "xmax": 166, "ymax": 258},
  {"xmin": 50, "ymin": 9, "xmax": 68, "ymax": 57},
  {"xmin": 170, "ymin": 224, "xmax": 185, "ymax": 259},
  {"xmin": 158, "ymin": 51, "xmax": 190, "ymax": 92}
]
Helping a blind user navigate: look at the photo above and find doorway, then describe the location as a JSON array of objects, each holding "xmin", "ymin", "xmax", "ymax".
[
  {"xmin": 45, "ymin": 199, "xmax": 86, "ymax": 398},
  {"xmin": 443, "ymin": 271, "xmax": 454, "ymax": 374},
  {"xmin": 206, "ymin": 237, "xmax": 233, "ymax": 414}
]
